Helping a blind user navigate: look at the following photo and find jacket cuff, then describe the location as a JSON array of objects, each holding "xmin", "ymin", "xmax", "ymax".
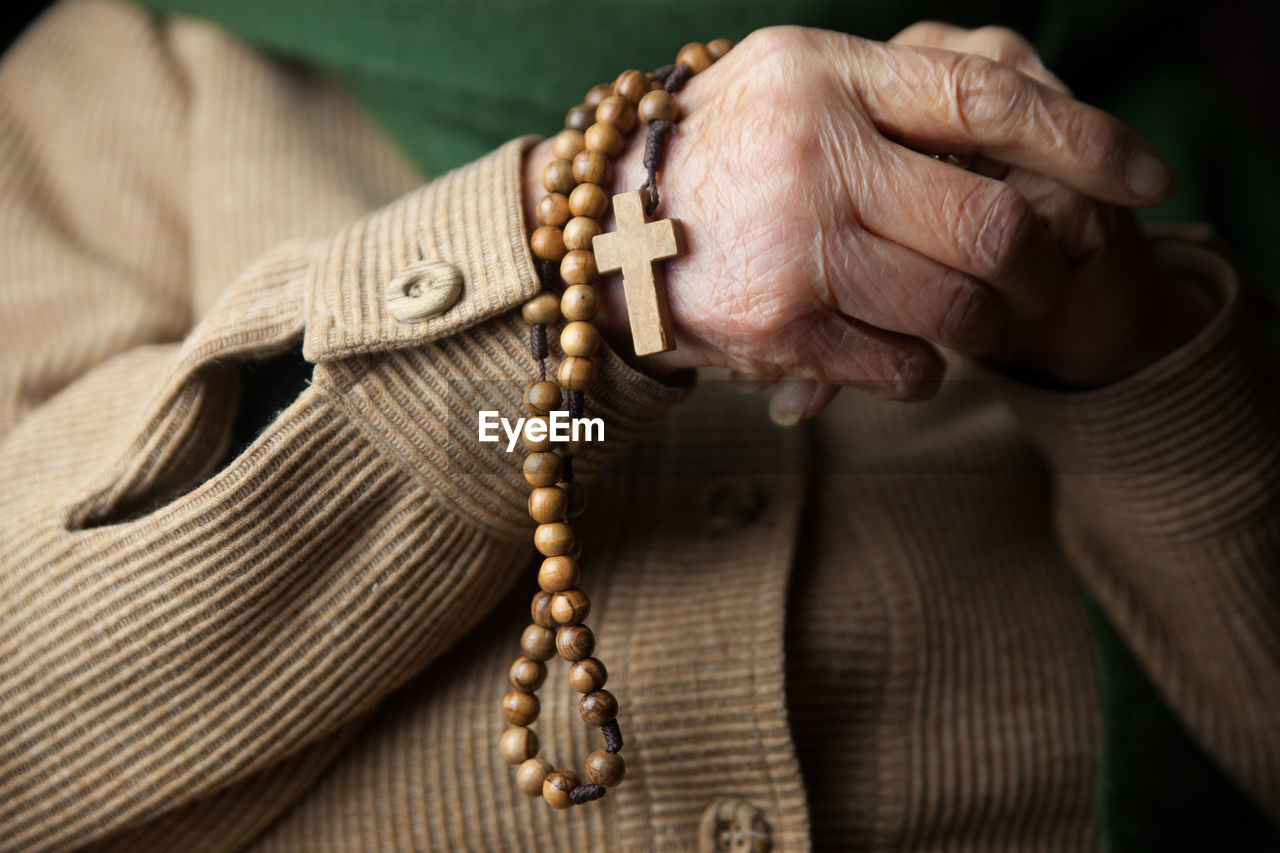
[
  {"xmin": 304, "ymin": 138, "xmax": 691, "ymax": 540},
  {"xmin": 996, "ymin": 236, "xmax": 1280, "ymax": 539}
]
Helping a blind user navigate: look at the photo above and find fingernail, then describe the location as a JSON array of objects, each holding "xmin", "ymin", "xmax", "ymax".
[
  {"xmin": 768, "ymin": 380, "xmax": 814, "ymax": 427},
  {"xmin": 1127, "ymin": 149, "xmax": 1175, "ymax": 200}
]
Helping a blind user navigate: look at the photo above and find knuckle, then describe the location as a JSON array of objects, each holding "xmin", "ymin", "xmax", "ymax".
[
  {"xmin": 882, "ymin": 344, "xmax": 941, "ymax": 401},
  {"xmin": 957, "ymin": 182, "xmax": 1036, "ymax": 277},
  {"xmin": 946, "ymin": 53, "xmax": 1025, "ymax": 132},
  {"xmin": 969, "ymin": 25, "xmax": 1037, "ymax": 65}
]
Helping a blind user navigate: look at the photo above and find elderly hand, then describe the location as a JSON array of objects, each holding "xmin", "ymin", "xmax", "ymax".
[{"xmin": 525, "ymin": 25, "xmax": 1186, "ymax": 420}]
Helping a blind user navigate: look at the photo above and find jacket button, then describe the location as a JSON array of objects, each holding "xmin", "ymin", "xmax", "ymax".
[
  {"xmin": 696, "ymin": 479, "xmax": 766, "ymax": 535},
  {"xmin": 698, "ymin": 798, "xmax": 771, "ymax": 852},
  {"xmin": 386, "ymin": 260, "xmax": 463, "ymax": 321}
]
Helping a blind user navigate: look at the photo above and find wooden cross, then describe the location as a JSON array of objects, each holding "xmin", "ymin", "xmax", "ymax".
[{"xmin": 592, "ymin": 190, "xmax": 686, "ymax": 356}]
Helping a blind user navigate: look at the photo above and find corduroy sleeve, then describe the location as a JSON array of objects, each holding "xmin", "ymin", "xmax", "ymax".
[
  {"xmin": 0, "ymin": 4, "xmax": 687, "ymax": 852},
  {"xmin": 997, "ymin": 234, "xmax": 1280, "ymax": 823}
]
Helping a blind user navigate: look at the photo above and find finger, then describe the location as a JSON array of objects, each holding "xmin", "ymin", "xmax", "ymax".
[
  {"xmin": 767, "ymin": 379, "xmax": 841, "ymax": 426},
  {"xmin": 730, "ymin": 372, "xmax": 778, "ymax": 392},
  {"xmin": 1001, "ymin": 167, "xmax": 1113, "ymax": 261},
  {"xmin": 857, "ymin": 141, "xmax": 1070, "ymax": 317},
  {"xmin": 889, "ymin": 22, "xmax": 1072, "ymax": 95},
  {"xmin": 846, "ymin": 39, "xmax": 1176, "ymax": 205},
  {"xmin": 782, "ymin": 312, "xmax": 944, "ymax": 400},
  {"xmin": 818, "ymin": 228, "xmax": 1007, "ymax": 352}
]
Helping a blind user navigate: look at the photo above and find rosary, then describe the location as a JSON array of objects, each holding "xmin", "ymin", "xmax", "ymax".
[{"xmin": 499, "ymin": 39, "xmax": 732, "ymax": 809}]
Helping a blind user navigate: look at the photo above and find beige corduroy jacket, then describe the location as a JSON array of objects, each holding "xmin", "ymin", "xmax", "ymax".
[{"xmin": 2, "ymin": 3, "xmax": 1279, "ymax": 851}]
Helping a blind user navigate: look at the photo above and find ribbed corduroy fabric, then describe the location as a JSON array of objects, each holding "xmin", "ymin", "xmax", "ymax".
[{"xmin": 2, "ymin": 3, "xmax": 1279, "ymax": 851}]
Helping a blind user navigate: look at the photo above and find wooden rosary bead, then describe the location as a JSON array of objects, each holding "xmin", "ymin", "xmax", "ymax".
[
  {"xmin": 500, "ymin": 725, "xmax": 540, "ymax": 764},
  {"xmin": 584, "ymin": 83, "xmax": 613, "ymax": 107},
  {"xmin": 585, "ymin": 749, "xmax": 626, "ymax": 787},
  {"xmin": 523, "ymin": 417, "xmax": 554, "ymax": 453},
  {"xmin": 509, "ymin": 655, "xmax": 548, "ymax": 691},
  {"xmin": 523, "ymin": 452, "xmax": 563, "ymax": 487},
  {"xmin": 503, "ymin": 689, "xmax": 540, "ymax": 726},
  {"xmin": 568, "ymin": 656, "xmax": 608, "ymax": 693},
  {"xmin": 707, "ymin": 37, "xmax": 734, "ymax": 59},
  {"xmin": 529, "ymin": 225, "xmax": 566, "ymax": 262},
  {"xmin": 560, "ymin": 250, "xmax": 598, "ymax": 286},
  {"xmin": 538, "ymin": 555, "xmax": 580, "ymax": 592},
  {"xmin": 638, "ymin": 89, "xmax": 676, "ymax": 123},
  {"xmin": 565, "ymin": 104, "xmax": 595, "ymax": 132},
  {"xmin": 556, "ymin": 624, "xmax": 595, "ymax": 661},
  {"xmin": 583, "ymin": 122, "xmax": 623, "ymax": 157},
  {"xmin": 528, "ymin": 486, "xmax": 568, "ymax": 523},
  {"xmin": 613, "ymin": 69, "xmax": 650, "ymax": 104},
  {"xmin": 536, "ymin": 192, "xmax": 571, "ymax": 227},
  {"xmin": 568, "ymin": 182, "xmax": 608, "ymax": 219},
  {"xmin": 517, "ymin": 757, "xmax": 555, "ymax": 797},
  {"xmin": 550, "ymin": 588, "xmax": 591, "ymax": 625},
  {"xmin": 521, "ymin": 292, "xmax": 560, "ymax": 325},
  {"xmin": 563, "ymin": 216, "xmax": 602, "ymax": 252},
  {"xmin": 531, "ymin": 590, "xmax": 557, "ymax": 628},
  {"xmin": 557, "ymin": 356, "xmax": 597, "ymax": 391},
  {"xmin": 552, "ymin": 129, "xmax": 586, "ymax": 160},
  {"xmin": 560, "ymin": 321, "xmax": 600, "ymax": 357},
  {"xmin": 561, "ymin": 285, "xmax": 598, "ymax": 321},
  {"xmin": 524, "ymin": 380, "xmax": 562, "ymax": 416},
  {"xmin": 542, "ymin": 158, "xmax": 576, "ymax": 195},
  {"xmin": 595, "ymin": 94, "xmax": 636, "ymax": 134},
  {"xmin": 572, "ymin": 150, "xmax": 611, "ymax": 187},
  {"xmin": 578, "ymin": 689, "xmax": 617, "ymax": 726},
  {"xmin": 559, "ymin": 480, "xmax": 588, "ymax": 516},
  {"xmin": 542, "ymin": 769, "xmax": 579, "ymax": 810},
  {"xmin": 534, "ymin": 521, "xmax": 575, "ymax": 557},
  {"xmin": 677, "ymin": 41, "xmax": 714, "ymax": 74},
  {"xmin": 520, "ymin": 623, "xmax": 557, "ymax": 660}
]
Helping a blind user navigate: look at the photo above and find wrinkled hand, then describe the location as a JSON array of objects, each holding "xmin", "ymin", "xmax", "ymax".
[{"xmin": 525, "ymin": 25, "xmax": 1183, "ymax": 421}]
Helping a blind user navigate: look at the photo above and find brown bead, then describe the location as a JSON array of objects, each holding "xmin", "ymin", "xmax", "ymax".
[
  {"xmin": 499, "ymin": 725, "xmax": 540, "ymax": 764},
  {"xmin": 552, "ymin": 129, "xmax": 586, "ymax": 160},
  {"xmin": 503, "ymin": 689, "xmax": 540, "ymax": 726},
  {"xmin": 568, "ymin": 182, "xmax": 607, "ymax": 219},
  {"xmin": 557, "ymin": 624, "xmax": 595, "ymax": 661},
  {"xmin": 568, "ymin": 657, "xmax": 608, "ymax": 693},
  {"xmin": 524, "ymin": 380, "xmax": 561, "ymax": 416},
  {"xmin": 536, "ymin": 192, "xmax": 571, "ymax": 227},
  {"xmin": 530, "ymin": 590, "xmax": 557, "ymax": 628},
  {"xmin": 559, "ymin": 480, "xmax": 588, "ymax": 516},
  {"xmin": 569, "ymin": 536, "xmax": 584, "ymax": 561},
  {"xmin": 523, "ymin": 452, "xmax": 562, "ymax": 487},
  {"xmin": 578, "ymin": 689, "xmax": 618, "ymax": 726},
  {"xmin": 551, "ymin": 588, "xmax": 591, "ymax": 625},
  {"xmin": 563, "ymin": 216, "xmax": 601, "ymax": 252},
  {"xmin": 523, "ymin": 417, "xmax": 554, "ymax": 453},
  {"xmin": 509, "ymin": 655, "xmax": 548, "ymax": 692},
  {"xmin": 542, "ymin": 769, "xmax": 579, "ymax": 810},
  {"xmin": 595, "ymin": 95, "xmax": 636, "ymax": 134},
  {"xmin": 558, "ymin": 356, "xmax": 597, "ymax": 391},
  {"xmin": 677, "ymin": 42, "xmax": 714, "ymax": 74},
  {"xmin": 521, "ymin": 292, "xmax": 560, "ymax": 325},
  {"xmin": 530, "ymin": 225, "xmax": 565, "ymax": 262},
  {"xmin": 560, "ymin": 250, "xmax": 598, "ymax": 286},
  {"xmin": 614, "ymin": 69, "xmax": 650, "ymax": 104},
  {"xmin": 706, "ymin": 38, "xmax": 733, "ymax": 60},
  {"xmin": 584, "ymin": 84, "xmax": 613, "ymax": 107},
  {"xmin": 517, "ymin": 757, "xmax": 555, "ymax": 797},
  {"xmin": 583, "ymin": 122, "xmax": 623, "ymax": 157},
  {"xmin": 534, "ymin": 521, "xmax": 575, "ymax": 557},
  {"xmin": 538, "ymin": 555, "xmax": 580, "ymax": 592},
  {"xmin": 561, "ymin": 285, "xmax": 598, "ymax": 321},
  {"xmin": 528, "ymin": 486, "xmax": 568, "ymax": 524},
  {"xmin": 638, "ymin": 89, "xmax": 676, "ymax": 123},
  {"xmin": 585, "ymin": 749, "xmax": 626, "ymax": 787},
  {"xmin": 572, "ymin": 150, "xmax": 611, "ymax": 187},
  {"xmin": 520, "ymin": 623, "xmax": 556, "ymax": 661},
  {"xmin": 565, "ymin": 104, "xmax": 594, "ymax": 133},
  {"xmin": 560, "ymin": 321, "xmax": 600, "ymax": 357},
  {"xmin": 542, "ymin": 158, "xmax": 576, "ymax": 195}
]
